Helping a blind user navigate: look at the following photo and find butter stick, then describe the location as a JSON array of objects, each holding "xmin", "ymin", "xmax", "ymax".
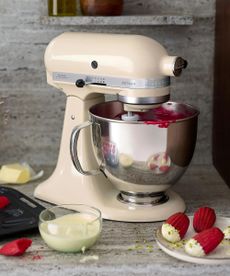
[{"xmin": 0, "ymin": 163, "xmax": 31, "ymax": 184}]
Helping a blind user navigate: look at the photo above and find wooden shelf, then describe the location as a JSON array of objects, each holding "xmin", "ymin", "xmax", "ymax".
[{"xmin": 41, "ymin": 15, "xmax": 193, "ymax": 26}]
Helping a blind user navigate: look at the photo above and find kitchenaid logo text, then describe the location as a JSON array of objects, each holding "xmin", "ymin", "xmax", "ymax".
[
  {"xmin": 121, "ymin": 80, "xmax": 136, "ymax": 86},
  {"xmin": 53, "ymin": 72, "xmax": 75, "ymax": 82}
]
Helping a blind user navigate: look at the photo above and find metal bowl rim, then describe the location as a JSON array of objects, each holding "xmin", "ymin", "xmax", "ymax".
[{"xmin": 89, "ymin": 101, "xmax": 200, "ymax": 124}]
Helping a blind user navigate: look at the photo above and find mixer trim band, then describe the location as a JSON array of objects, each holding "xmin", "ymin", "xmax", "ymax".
[
  {"xmin": 118, "ymin": 94, "xmax": 170, "ymax": 104},
  {"xmin": 52, "ymin": 72, "xmax": 170, "ymax": 89},
  {"xmin": 117, "ymin": 192, "xmax": 169, "ymax": 206}
]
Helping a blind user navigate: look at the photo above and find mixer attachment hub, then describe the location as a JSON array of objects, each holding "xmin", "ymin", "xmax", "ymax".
[
  {"xmin": 117, "ymin": 191, "xmax": 169, "ymax": 206},
  {"xmin": 121, "ymin": 111, "xmax": 140, "ymax": 121}
]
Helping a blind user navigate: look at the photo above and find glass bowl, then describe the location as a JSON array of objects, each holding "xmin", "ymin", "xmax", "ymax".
[
  {"xmin": 80, "ymin": 0, "xmax": 123, "ymax": 16},
  {"xmin": 39, "ymin": 204, "xmax": 102, "ymax": 253}
]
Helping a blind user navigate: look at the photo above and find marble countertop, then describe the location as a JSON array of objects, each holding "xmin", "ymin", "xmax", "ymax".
[{"xmin": 0, "ymin": 165, "xmax": 230, "ymax": 276}]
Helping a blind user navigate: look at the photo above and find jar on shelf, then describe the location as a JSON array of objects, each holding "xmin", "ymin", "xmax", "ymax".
[
  {"xmin": 80, "ymin": 0, "xmax": 123, "ymax": 16},
  {"xmin": 48, "ymin": 0, "xmax": 77, "ymax": 16}
]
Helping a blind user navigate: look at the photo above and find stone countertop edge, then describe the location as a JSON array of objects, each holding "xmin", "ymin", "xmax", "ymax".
[
  {"xmin": 40, "ymin": 15, "xmax": 194, "ymax": 26},
  {"xmin": 0, "ymin": 165, "xmax": 230, "ymax": 276}
]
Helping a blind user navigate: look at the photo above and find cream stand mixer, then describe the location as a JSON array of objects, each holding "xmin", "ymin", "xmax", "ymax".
[{"xmin": 34, "ymin": 32, "xmax": 199, "ymax": 222}]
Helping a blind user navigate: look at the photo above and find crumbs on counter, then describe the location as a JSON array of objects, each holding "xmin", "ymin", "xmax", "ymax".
[
  {"xmin": 128, "ymin": 239, "xmax": 154, "ymax": 253},
  {"xmin": 167, "ymin": 239, "xmax": 188, "ymax": 250},
  {"xmin": 32, "ymin": 255, "xmax": 43, "ymax": 261},
  {"xmin": 79, "ymin": 255, "xmax": 99, "ymax": 263}
]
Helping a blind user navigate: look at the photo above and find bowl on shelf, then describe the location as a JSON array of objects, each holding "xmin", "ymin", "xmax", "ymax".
[
  {"xmin": 80, "ymin": 0, "xmax": 123, "ymax": 16},
  {"xmin": 39, "ymin": 204, "xmax": 102, "ymax": 252}
]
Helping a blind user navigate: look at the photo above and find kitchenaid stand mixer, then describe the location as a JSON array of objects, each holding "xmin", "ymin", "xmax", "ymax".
[{"xmin": 34, "ymin": 32, "xmax": 198, "ymax": 222}]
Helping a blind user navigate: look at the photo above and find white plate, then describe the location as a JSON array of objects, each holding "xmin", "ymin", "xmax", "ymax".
[{"xmin": 155, "ymin": 216, "xmax": 230, "ymax": 264}]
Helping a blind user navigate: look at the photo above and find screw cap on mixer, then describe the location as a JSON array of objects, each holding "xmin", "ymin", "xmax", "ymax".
[{"xmin": 75, "ymin": 79, "xmax": 85, "ymax": 88}]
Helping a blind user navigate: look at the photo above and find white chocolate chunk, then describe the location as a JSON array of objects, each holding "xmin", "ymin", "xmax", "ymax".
[
  {"xmin": 119, "ymin": 154, "xmax": 133, "ymax": 168},
  {"xmin": 223, "ymin": 226, "xmax": 230, "ymax": 239},
  {"xmin": 185, "ymin": 238, "xmax": 205, "ymax": 257},
  {"xmin": 161, "ymin": 223, "xmax": 181, "ymax": 243}
]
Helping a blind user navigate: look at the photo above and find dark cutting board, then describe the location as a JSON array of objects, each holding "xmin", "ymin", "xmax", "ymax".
[{"xmin": 0, "ymin": 186, "xmax": 45, "ymax": 238}]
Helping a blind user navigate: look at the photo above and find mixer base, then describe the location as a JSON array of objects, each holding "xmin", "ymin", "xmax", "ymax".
[
  {"xmin": 35, "ymin": 173, "xmax": 185, "ymax": 222},
  {"xmin": 102, "ymin": 189, "xmax": 186, "ymax": 222}
]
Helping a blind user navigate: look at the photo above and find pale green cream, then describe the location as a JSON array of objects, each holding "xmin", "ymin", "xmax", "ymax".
[
  {"xmin": 223, "ymin": 226, "xmax": 230, "ymax": 239},
  {"xmin": 39, "ymin": 213, "xmax": 101, "ymax": 252},
  {"xmin": 161, "ymin": 223, "xmax": 181, "ymax": 243},
  {"xmin": 185, "ymin": 238, "xmax": 205, "ymax": 257}
]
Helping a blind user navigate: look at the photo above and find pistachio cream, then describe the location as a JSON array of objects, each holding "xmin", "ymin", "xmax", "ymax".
[
  {"xmin": 39, "ymin": 213, "xmax": 101, "ymax": 252},
  {"xmin": 161, "ymin": 223, "xmax": 181, "ymax": 243}
]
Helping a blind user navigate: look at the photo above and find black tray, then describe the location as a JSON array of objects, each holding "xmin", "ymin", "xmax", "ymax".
[{"xmin": 0, "ymin": 186, "xmax": 45, "ymax": 238}]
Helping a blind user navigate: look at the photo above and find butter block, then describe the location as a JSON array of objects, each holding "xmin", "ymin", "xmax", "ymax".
[{"xmin": 0, "ymin": 163, "xmax": 31, "ymax": 184}]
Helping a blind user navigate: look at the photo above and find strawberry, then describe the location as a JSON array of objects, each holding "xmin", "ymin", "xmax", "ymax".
[
  {"xmin": 0, "ymin": 238, "xmax": 32, "ymax": 256},
  {"xmin": 193, "ymin": 207, "xmax": 216, "ymax": 232},
  {"xmin": 185, "ymin": 227, "xmax": 224, "ymax": 257},
  {"xmin": 148, "ymin": 152, "xmax": 171, "ymax": 174},
  {"xmin": 159, "ymin": 165, "xmax": 170, "ymax": 173},
  {"xmin": 161, "ymin": 212, "xmax": 190, "ymax": 243},
  {"xmin": 0, "ymin": 196, "xmax": 10, "ymax": 209},
  {"xmin": 149, "ymin": 163, "xmax": 157, "ymax": 170}
]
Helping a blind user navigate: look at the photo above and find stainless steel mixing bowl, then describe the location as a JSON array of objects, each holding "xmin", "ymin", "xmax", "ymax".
[{"xmin": 71, "ymin": 101, "xmax": 199, "ymax": 205}]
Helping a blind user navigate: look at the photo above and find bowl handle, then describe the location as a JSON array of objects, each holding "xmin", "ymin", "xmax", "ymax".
[{"xmin": 70, "ymin": 121, "xmax": 103, "ymax": 176}]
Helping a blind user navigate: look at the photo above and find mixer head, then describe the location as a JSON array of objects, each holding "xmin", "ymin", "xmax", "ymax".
[{"xmin": 44, "ymin": 32, "xmax": 187, "ymax": 110}]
